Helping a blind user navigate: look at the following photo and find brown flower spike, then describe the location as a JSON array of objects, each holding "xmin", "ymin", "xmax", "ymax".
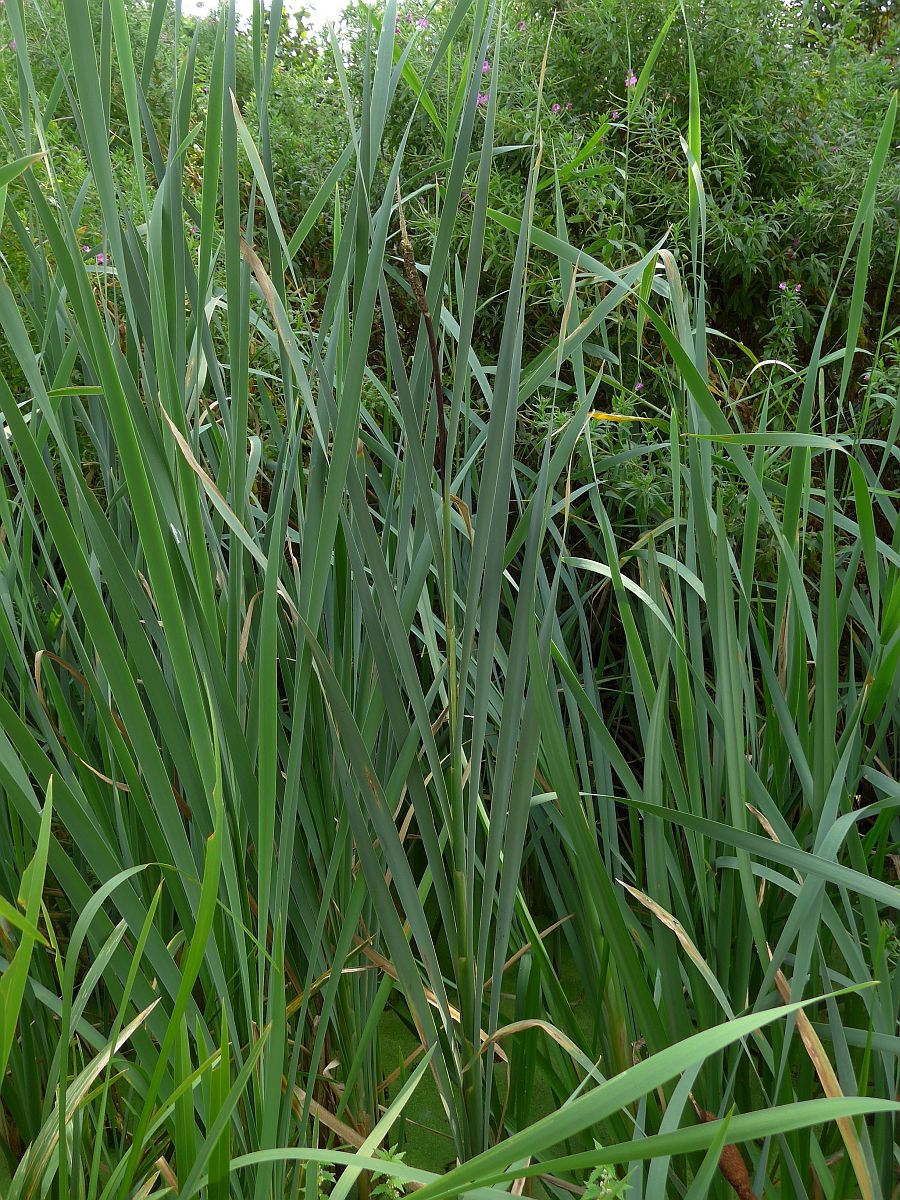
[{"xmin": 691, "ymin": 1097, "xmax": 758, "ymax": 1200}]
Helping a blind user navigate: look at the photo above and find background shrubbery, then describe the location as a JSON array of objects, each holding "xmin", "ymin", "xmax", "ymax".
[
  {"xmin": 1, "ymin": 0, "xmax": 898, "ymax": 503},
  {"xmin": 3, "ymin": 0, "xmax": 898, "ymax": 369}
]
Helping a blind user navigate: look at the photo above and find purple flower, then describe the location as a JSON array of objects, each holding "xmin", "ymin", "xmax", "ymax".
[
  {"xmin": 625, "ymin": 71, "xmax": 637, "ymax": 88},
  {"xmin": 405, "ymin": 12, "xmax": 414, "ymax": 21},
  {"xmin": 416, "ymin": 16, "xmax": 428, "ymax": 28},
  {"xmin": 476, "ymin": 92, "xmax": 489, "ymax": 107},
  {"xmin": 202, "ymin": 86, "xmax": 208, "ymax": 94},
  {"xmin": 778, "ymin": 281, "xmax": 787, "ymax": 291},
  {"xmin": 482, "ymin": 59, "xmax": 491, "ymax": 73},
  {"xmin": 8, "ymin": 38, "xmax": 15, "ymax": 51},
  {"xmin": 565, "ymin": 100, "xmax": 572, "ymax": 110},
  {"xmin": 190, "ymin": 223, "xmax": 199, "ymax": 235},
  {"xmin": 394, "ymin": 21, "xmax": 400, "ymax": 31},
  {"xmin": 635, "ymin": 379, "xmax": 644, "ymax": 391},
  {"xmin": 831, "ymin": 144, "xmax": 839, "ymax": 153},
  {"xmin": 96, "ymin": 253, "xmax": 108, "ymax": 266},
  {"xmin": 551, "ymin": 102, "xmax": 561, "ymax": 113},
  {"xmin": 862, "ymin": 372, "xmax": 870, "ymax": 383},
  {"xmin": 517, "ymin": 19, "xmax": 526, "ymax": 31},
  {"xmin": 787, "ymin": 249, "xmax": 796, "ymax": 259},
  {"xmin": 794, "ymin": 283, "xmax": 801, "ymax": 293},
  {"xmin": 792, "ymin": 236, "xmax": 800, "ymax": 247},
  {"xmin": 611, "ymin": 109, "xmax": 620, "ymax": 121},
  {"xmin": 82, "ymin": 244, "xmax": 91, "ymax": 254}
]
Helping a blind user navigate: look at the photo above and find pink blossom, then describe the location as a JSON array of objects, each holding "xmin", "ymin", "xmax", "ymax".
[
  {"xmin": 778, "ymin": 281, "xmax": 787, "ymax": 291},
  {"xmin": 625, "ymin": 71, "xmax": 637, "ymax": 88},
  {"xmin": 517, "ymin": 19, "xmax": 526, "ymax": 31},
  {"xmin": 565, "ymin": 100, "xmax": 572, "ymax": 110},
  {"xmin": 611, "ymin": 110, "xmax": 620, "ymax": 121},
  {"xmin": 635, "ymin": 380, "xmax": 644, "ymax": 391},
  {"xmin": 482, "ymin": 59, "xmax": 491, "ymax": 73},
  {"xmin": 415, "ymin": 16, "xmax": 428, "ymax": 29},
  {"xmin": 794, "ymin": 283, "xmax": 801, "ymax": 293},
  {"xmin": 81, "ymin": 244, "xmax": 91, "ymax": 254},
  {"xmin": 96, "ymin": 253, "xmax": 108, "ymax": 266},
  {"xmin": 476, "ymin": 92, "xmax": 489, "ymax": 107},
  {"xmin": 551, "ymin": 102, "xmax": 561, "ymax": 113},
  {"xmin": 8, "ymin": 38, "xmax": 15, "ymax": 50}
]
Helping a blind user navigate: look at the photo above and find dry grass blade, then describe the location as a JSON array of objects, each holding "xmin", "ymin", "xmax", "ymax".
[
  {"xmin": 291, "ymin": 1088, "xmax": 366, "ymax": 1148},
  {"xmin": 17, "ymin": 1001, "xmax": 161, "ymax": 1194},
  {"xmin": 358, "ymin": 943, "xmax": 509, "ymax": 1063},
  {"xmin": 771, "ymin": 960, "xmax": 875, "ymax": 1200}
]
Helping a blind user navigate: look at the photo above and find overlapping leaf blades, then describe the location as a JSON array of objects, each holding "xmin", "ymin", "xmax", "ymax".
[{"xmin": 0, "ymin": 1, "xmax": 897, "ymax": 1197}]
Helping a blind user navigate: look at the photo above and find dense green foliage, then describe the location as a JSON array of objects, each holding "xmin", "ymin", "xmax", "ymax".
[
  {"xmin": 0, "ymin": 0, "xmax": 898, "ymax": 1197},
  {"xmin": 2, "ymin": 0, "xmax": 899, "ymax": 363},
  {"xmin": 348, "ymin": 0, "xmax": 900, "ymax": 358}
]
